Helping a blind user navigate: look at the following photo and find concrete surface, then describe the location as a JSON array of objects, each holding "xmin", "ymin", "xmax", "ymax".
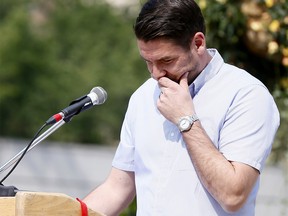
[{"xmin": 0, "ymin": 137, "xmax": 287, "ymax": 215}]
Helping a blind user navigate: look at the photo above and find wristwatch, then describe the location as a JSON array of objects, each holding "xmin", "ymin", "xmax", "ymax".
[{"xmin": 177, "ymin": 114, "xmax": 199, "ymax": 132}]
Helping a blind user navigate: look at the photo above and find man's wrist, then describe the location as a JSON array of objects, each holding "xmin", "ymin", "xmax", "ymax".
[{"xmin": 177, "ymin": 114, "xmax": 199, "ymax": 132}]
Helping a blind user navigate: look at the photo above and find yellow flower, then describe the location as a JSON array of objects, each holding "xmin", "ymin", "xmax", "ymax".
[
  {"xmin": 284, "ymin": 16, "xmax": 288, "ymax": 25},
  {"xmin": 268, "ymin": 41, "xmax": 279, "ymax": 54},
  {"xmin": 265, "ymin": 0, "xmax": 274, "ymax": 8},
  {"xmin": 269, "ymin": 20, "xmax": 280, "ymax": 32},
  {"xmin": 198, "ymin": 0, "xmax": 207, "ymax": 9},
  {"xmin": 250, "ymin": 20, "xmax": 263, "ymax": 31},
  {"xmin": 283, "ymin": 47, "xmax": 288, "ymax": 57}
]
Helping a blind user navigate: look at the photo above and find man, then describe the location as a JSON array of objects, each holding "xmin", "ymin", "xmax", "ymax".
[{"xmin": 83, "ymin": 0, "xmax": 280, "ymax": 215}]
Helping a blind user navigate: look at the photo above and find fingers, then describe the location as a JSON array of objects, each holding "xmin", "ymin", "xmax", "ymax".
[
  {"xmin": 158, "ymin": 76, "xmax": 171, "ymax": 88},
  {"xmin": 157, "ymin": 72, "xmax": 193, "ymax": 124},
  {"xmin": 179, "ymin": 72, "xmax": 189, "ymax": 89},
  {"xmin": 158, "ymin": 77, "xmax": 170, "ymax": 97},
  {"xmin": 158, "ymin": 72, "xmax": 189, "ymax": 94},
  {"xmin": 158, "ymin": 72, "xmax": 189, "ymax": 86}
]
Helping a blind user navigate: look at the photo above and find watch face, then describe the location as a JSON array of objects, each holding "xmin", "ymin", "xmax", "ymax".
[
  {"xmin": 178, "ymin": 115, "xmax": 198, "ymax": 132},
  {"xmin": 180, "ymin": 119, "xmax": 190, "ymax": 129}
]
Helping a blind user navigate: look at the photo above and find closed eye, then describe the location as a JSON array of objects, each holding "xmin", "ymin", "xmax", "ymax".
[{"xmin": 160, "ymin": 58, "xmax": 173, "ymax": 64}]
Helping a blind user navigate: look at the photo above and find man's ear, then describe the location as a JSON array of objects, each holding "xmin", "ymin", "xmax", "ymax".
[{"xmin": 192, "ymin": 32, "xmax": 206, "ymax": 53}]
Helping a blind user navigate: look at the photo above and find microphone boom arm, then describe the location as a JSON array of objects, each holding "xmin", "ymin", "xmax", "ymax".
[{"xmin": 0, "ymin": 119, "xmax": 66, "ymax": 174}]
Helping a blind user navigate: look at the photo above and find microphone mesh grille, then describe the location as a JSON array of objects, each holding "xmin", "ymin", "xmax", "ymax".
[{"xmin": 91, "ymin": 87, "xmax": 107, "ymax": 104}]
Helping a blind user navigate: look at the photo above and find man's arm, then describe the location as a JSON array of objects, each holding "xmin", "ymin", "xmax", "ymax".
[
  {"xmin": 157, "ymin": 73, "xmax": 259, "ymax": 213},
  {"xmin": 83, "ymin": 167, "xmax": 136, "ymax": 216},
  {"xmin": 183, "ymin": 121, "xmax": 259, "ymax": 212}
]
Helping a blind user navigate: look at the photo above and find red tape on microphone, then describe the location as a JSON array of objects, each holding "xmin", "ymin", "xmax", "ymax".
[{"xmin": 76, "ymin": 198, "xmax": 88, "ymax": 216}]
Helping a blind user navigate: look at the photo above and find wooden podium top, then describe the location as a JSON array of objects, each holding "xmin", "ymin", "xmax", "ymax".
[{"xmin": 0, "ymin": 191, "xmax": 105, "ymax": 216}]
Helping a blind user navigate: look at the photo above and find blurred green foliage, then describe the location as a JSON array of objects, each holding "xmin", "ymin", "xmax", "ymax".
[
  {"xmin": 0, "ymin": 0, "xmax": 286, "ymax": 157},
  {"xmin": 0, "ymin": 0, "xmax": 149, "ymax": 144},
  {"xmin": 198, "ymin": 0, "xmax": 288, "ymax": 164},
  {"xmin": 0, "ymin": 0, "xmax": 286, "ymax": 158},
  {"xmin": 0, "ymin": 0, "xmax": 287, "ymax": 215}
]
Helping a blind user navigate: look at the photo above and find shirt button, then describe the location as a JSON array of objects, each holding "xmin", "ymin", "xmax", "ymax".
[{"xmin": 171, "ymin": 132, "xmax": 174, "ymax": 137}]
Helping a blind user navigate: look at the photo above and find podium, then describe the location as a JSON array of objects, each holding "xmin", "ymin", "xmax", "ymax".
[{"xmin": 0, "ymin": 191, "xmax": 105, "ymax": 216}]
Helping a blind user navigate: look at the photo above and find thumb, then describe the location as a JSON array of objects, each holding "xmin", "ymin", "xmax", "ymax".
[{"xmin": 179, "ymin": 72, "xmax": 189, "ymax": 89}]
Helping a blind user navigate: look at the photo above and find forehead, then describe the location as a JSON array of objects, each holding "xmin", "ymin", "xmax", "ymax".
[{"xmin": 137, "ymin": 39, "xmax": 186, "ymax": 61}]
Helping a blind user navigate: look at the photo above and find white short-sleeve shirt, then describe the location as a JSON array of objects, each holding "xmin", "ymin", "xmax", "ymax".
[{"xmin": 112, "ymin": 49, "xmax": 280, "ymax": 216}]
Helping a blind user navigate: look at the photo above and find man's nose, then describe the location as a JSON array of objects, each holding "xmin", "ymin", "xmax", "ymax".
[{"xmin": 151, "ymin": 65, "xmax": 166, "ymax": 80}]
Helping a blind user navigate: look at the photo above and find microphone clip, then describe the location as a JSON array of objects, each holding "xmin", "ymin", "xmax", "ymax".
[{"xmin": 62, "ymin": 95, "xmax": 92, "ymax": 123}]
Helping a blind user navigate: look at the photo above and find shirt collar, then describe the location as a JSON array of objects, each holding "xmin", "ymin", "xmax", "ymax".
[{"xmin": 189, "ymin": 49, "xmax": 224, "ymax": 97}]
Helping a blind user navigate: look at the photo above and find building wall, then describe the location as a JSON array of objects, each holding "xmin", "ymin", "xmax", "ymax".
[{"xmin": 0, "ymin": 138, "xmax": 287, "ymax": 215}]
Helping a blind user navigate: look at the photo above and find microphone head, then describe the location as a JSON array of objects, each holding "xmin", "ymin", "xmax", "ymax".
[{"xmin": 91, "ymin": 86, "xmax": 107, "ymax": 105}]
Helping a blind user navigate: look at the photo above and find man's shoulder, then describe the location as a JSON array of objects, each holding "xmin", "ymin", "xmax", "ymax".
[
  {"xmin": 219, "ymin": 63, "xmax": 265, "ymax": 89},
  {"xmin": 132, "ymin": 78, "xmax": 157, "ymax": 97}
]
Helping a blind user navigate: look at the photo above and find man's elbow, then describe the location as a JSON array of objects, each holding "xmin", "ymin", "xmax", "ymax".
[{"xmin": 220, "ymin": 192, "xmax": 248, "ymax": 213}]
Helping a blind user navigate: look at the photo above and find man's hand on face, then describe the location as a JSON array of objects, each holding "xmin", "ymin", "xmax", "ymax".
[{"xmin": 157, "ymin": 72, "xmax": 195, "ymax": 124}]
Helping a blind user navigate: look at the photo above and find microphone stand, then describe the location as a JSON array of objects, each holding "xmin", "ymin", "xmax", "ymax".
[
  {"xmin": 0, "ymin": 119, "xmax": 65, "ymax": 174},
  {"xmin": 0, "ymin": 120, "xmax": 65, "ymax": 196}
]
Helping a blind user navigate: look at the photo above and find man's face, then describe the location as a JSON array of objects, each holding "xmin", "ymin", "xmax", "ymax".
[{"xmin": 137, "ymin": 38, "xmax": 200, "ymax": 84}]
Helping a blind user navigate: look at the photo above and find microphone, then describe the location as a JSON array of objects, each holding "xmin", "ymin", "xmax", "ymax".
[{"xmin": 46, "ymin": 86, "xmax": 107, "ymax": 124}]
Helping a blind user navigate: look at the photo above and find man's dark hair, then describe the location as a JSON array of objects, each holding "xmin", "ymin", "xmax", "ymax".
[{"xmin": 134, "ymin": 0, "xmax": 206, "ymax": 49}]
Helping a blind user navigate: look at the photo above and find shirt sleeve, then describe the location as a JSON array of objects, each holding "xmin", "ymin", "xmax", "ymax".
[
  {"xmin": 112, "ymin": 98, "xmax": 136, "ymax": 172},
  {"xmin": 219, "ymin": 84, "xmax": 280, "ymax": 172}
]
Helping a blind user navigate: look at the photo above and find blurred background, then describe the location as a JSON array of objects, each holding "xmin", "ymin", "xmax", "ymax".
[{"xmin": 0, "ymin": 0, "xmax": 287, "ymax": 215}]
